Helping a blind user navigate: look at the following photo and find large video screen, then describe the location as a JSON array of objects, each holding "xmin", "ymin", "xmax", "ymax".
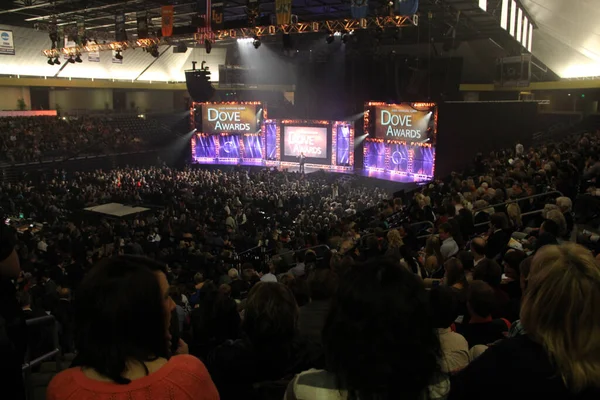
[
  {"xmin": 283, "ymin": 126, "xmax": 327, "ymax": 159},
  {"xmin": 375, "ymin": 104, "xmax": 432, "ymax": 142},
  {"xmin": 201, "ymin": 104, "xmax": 257, "ymax": 134}
]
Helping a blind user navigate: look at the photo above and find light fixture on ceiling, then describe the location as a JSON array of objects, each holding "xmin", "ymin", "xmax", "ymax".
[
  {"xmin": 253, "ymin": 35, "xmax": 261, "ymax": 49},
  {"xmin": 326, "ymin": 32, "xmax": 334, "ymax": 44}
]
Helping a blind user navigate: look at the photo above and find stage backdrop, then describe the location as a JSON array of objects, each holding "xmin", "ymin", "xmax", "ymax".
[
  {"xmin": 283, "ymin": 126, "xmax": 328, "ymax": 159},
  {"xmin": 280, "ymin": 120, "xmax": 332, "ymax": 166}
]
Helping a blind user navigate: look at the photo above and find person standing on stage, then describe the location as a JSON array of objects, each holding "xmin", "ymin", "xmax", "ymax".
[{"xmin": 298, "ymin": 152, "xmax": 306, "ymax": 173}]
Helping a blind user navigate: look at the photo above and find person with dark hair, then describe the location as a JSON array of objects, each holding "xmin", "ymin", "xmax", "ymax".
[
  {"xmin": 439, "ymin": 222, "xmax": 459, "ymax": 260},
  {"xmin": 472, "ymin": 258, "xmax": 509, "ymax": 319},
  {"xmin": 430, "ymin": 286, "xmax": 471, "ymax": 373},
  {"xmin": 47, "ymin": 256, "xmax": 218, "ymax": 400},
  {"xmin": 298, "ymin": 269, "xmax": 338, "ymax": 345},
  {"xmin": 457, "ymin": 280, "xmax": 510, "ymax": 348},
  {"xmin": 501, "ymin": 249, "xmax": 527, "ymax": 301},
  {"xmin": 190, "ymin": 281, "xmax": 240, "ymax": 359},
  {"xmin": 207, "ymin": 282, "xmax": 322, "ymax": 400},
  {"xmin": 535, "ymin": 219, "xmax": 559, "ymax": 251},
  {"xmin": 286, "ymin": 258, "xmax": 449, "ymax": 400},
  {"xmin": 485, "ymin": 213, "xmax": 510, "ymax": 260}
]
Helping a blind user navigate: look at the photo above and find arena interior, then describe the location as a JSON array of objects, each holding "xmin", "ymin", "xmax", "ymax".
[{"xmin": 1, "ymin": 1, "xmax": 600, "ymax": 399}]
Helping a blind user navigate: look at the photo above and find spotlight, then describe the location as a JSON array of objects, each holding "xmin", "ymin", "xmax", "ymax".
[
  {"xmin": 204, "ymin": 39, "xmax": 212, "ymax": 54},
  {"xmin": 67, "ymin": 55, "xmax": 75, "ymax": 63},
  {"xmin": 326, "ymin": 32, "xmax": 334, "ymax": 44},
  {"xmin": 53, "ymin": 56, "xmax": 61, "ymax": 65},
  {"xmin": 252, "ymin": 35, "xmax": 261, "ymax": 49},
  {"xmin": 47, "ymin": 56, "xmax": 54, "ymax": 65},
  {"xmin": 75, "ymin": 53, "xmax": 82, "ymax": 63},
  {"xmin": 115, "ymin": 50, "xmax": 123, "ymax": 60}
]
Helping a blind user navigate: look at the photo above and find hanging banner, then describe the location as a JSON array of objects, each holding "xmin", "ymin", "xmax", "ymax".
[
  {"xmin": 211, "ymin": 2, "xmax": 224, "ymax": 31},
  {"xmin": 275, "ymin": 0, "xmax": 292, "ymax": 25},
  {"xmin": 350, "ymin": 0, "xmax": 368, "ymax": 19},
  {"xmin": 0, "ymin": 30, "xmax": 15, "ymax": 55},
  {"xmin": 137, "ymin": 12, "xmax": 149, "ymax": 39},
  {"xmin": 115, "ymin": 13, "xmax": 127, "ymax": 42},
  {"xmin": 161, "ymin": 5, "xmax": 174, "ymax": 37},
  {"xmin": 395, "ymin": 0, "xmax": 419, "ymax": 16},
  {"xmin": 112, "ymin": 50, "xmax": 123, "ymax": 64},
  {"xmin": 88, "ymin": 40, "xmax": 100, "ymax": 62}
]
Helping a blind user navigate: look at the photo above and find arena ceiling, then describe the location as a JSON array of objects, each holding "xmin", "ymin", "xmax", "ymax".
[{"xmin": 0, "ymin": 1, "xmax": 597, "ymax": 80}]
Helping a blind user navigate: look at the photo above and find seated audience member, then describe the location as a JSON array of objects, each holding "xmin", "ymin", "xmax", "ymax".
[
  {"xmin": 47, "ymin": 256, "xmax": 218, "ymax": 400},
  {"xmin": 501, "ymin": 249, "xmax": 527, "ymax": 300},
  {"xmin": 260, "ymin": 260, "xmax": 278, "ymax": 282},
  {"xmin": 53, "ymin": 287, "xmax": 75, "ymax": 353},
  {"xmin": 470, "ymin": 237, "xmax": 487, "ymax": 269},
  {"xmin": 430, "ymin": 286, "xmax": 471, "ymax": 373},
  {"xmin": 190, "ymin": 281, "xmax": 240, "ymax": 359},
  {"xmin": 472, "ymin": 258, "xmax": 509, "ymax": 318},
  {"xmin": 457, "ymin": 250, "xmax": 474, "ymax": 281},
  {"xmin": 556, "ymin": 196, "xmax": 574, "ymax": 238},
  {"xmin": 286, "ymin": 258, "xmax": 449, "ymax": 400},
  {"xmin": 385, "ymin": 229, "xmax": 404, "ymax": 262},
  {"xmin": 289, "ymin": 252, "xmax": 307, "ymax": 277},
  {"xmin": 450, "ymin": 244, "xmax": 600, "ymax": 400},
  {"xmin": 508, "ymin": 256, "xmax": 533, "ymax": 338},
  {"xmin": 422, "ymin": 236, "xmax": 445, "ymax": 279},
  {"xmin": 439, "ymin": 223, "xmax": 459, "ymax": 260},
  {"xmin": 485, "ymin": 213, "xmax": 511, "ymax": 260},
  {"xmin": 444, "ymin": 258, "xmax": 468, "ymax": 317},
  {"xmin": 298, "ymin": 269, "xmax": 338, "ymax": 345},
  {"xmin": 457, "ymin": 280, "xmax": 510, "ymax": 347},
  {"xmin": 535, "ymin": 219, "xmax": 560, "ymax": 251},
  {"xmin": 207, "ymin": 282, "xmax": 322, "ymax": 400}
]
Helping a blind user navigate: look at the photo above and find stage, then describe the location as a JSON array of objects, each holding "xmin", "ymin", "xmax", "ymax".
[
  {"xmin": 190, "ymin": 157, "xmax": 431, "ymax": 185},
  {"xmin": 190, "ymin": 101, "xmax": 437, "ymax": 187}
]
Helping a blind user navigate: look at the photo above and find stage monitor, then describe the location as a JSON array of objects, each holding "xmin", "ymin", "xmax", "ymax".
[
  {"xmin": 366, "ymin": 102, "xmax": 437, "ymax": 144},
  {"xmin": 200, "ymin": 103, "xmax": 259, "ymax": 134},
  {"xmin": 283, "ymin": 126, "xmax": 328, "ymax": 159}
]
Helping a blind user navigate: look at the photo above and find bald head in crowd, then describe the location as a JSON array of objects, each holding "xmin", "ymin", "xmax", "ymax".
[{"xmin": 470, "ymin": 237, "xmax": 487, "ymax": 265}]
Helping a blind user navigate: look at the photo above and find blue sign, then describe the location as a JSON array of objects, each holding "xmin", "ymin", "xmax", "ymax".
[{"xmin": 0, "ymin": 30, "xmax": 15, "ymax": 55}]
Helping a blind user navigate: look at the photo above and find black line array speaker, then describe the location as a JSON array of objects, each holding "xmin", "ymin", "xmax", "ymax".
[{"xmin": 185, "ymin": 69, "xmax": 215, "ymax": 102}]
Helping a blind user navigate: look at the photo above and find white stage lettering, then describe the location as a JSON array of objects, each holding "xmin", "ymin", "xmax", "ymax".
[
  {"xmin": 380, "ymin": 109, "xmax": 422, "ymax": 139},
  {"xmin": 207, "ymin": 108, "xmax": 251, "ymax": 131}
]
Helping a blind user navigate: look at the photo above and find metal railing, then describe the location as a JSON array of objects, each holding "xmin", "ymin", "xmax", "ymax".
[
  {"xmin": 277, "ymin": 244, "xmax": 331, "ymax": 259},
  {"xmin": 474, "ymin": 208, "xmax": 546, "ymax": 229},
  {"xmin": 359, "ymin": 221, "xmax": 435, "ymax": 247},
  {"xmin": 472, "ymin": 191, "xmax": 563, "ymax": 213},
  {"xmin": 22, "ymin": 315, "xmax": 62, "ymax": 400}
]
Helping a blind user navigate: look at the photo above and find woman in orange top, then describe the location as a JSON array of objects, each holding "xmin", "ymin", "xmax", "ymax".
[{"xmin": 47, "ymin": 256, "xmax": 219, "ymax": 400}]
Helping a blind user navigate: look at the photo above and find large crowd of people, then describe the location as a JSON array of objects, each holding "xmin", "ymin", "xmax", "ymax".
[
  {"xmin": 0, "ymin": 116, "xmax": 170, "ymax": 164},
  {"xmin": 1, "ymin": 117, "xmax": 600, "ymax": 400}
]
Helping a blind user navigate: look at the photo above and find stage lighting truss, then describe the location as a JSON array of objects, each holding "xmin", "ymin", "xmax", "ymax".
[
  {"xmin": 42, "ymin": 37, "xmax": 161, "ymax": 58},
  {"xmin": 40, "ymin": 16, "xmax": 416, "ymax": 57}
]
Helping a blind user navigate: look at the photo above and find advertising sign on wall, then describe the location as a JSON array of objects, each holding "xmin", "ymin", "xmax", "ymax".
[
  {"xmin": 374, "ymin": 103, "xmax": 433, "ymax": 142},
  {"xmin": 201, "ymin": 104, "xmax": 257, "ymax": 133},
  {"xmin": 283, "ymin": 126, "xmax": 328, "ymax": 159},
  {"xmin": 0, "ymin": 30, "xmax": 15, "ymax": 55}
]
